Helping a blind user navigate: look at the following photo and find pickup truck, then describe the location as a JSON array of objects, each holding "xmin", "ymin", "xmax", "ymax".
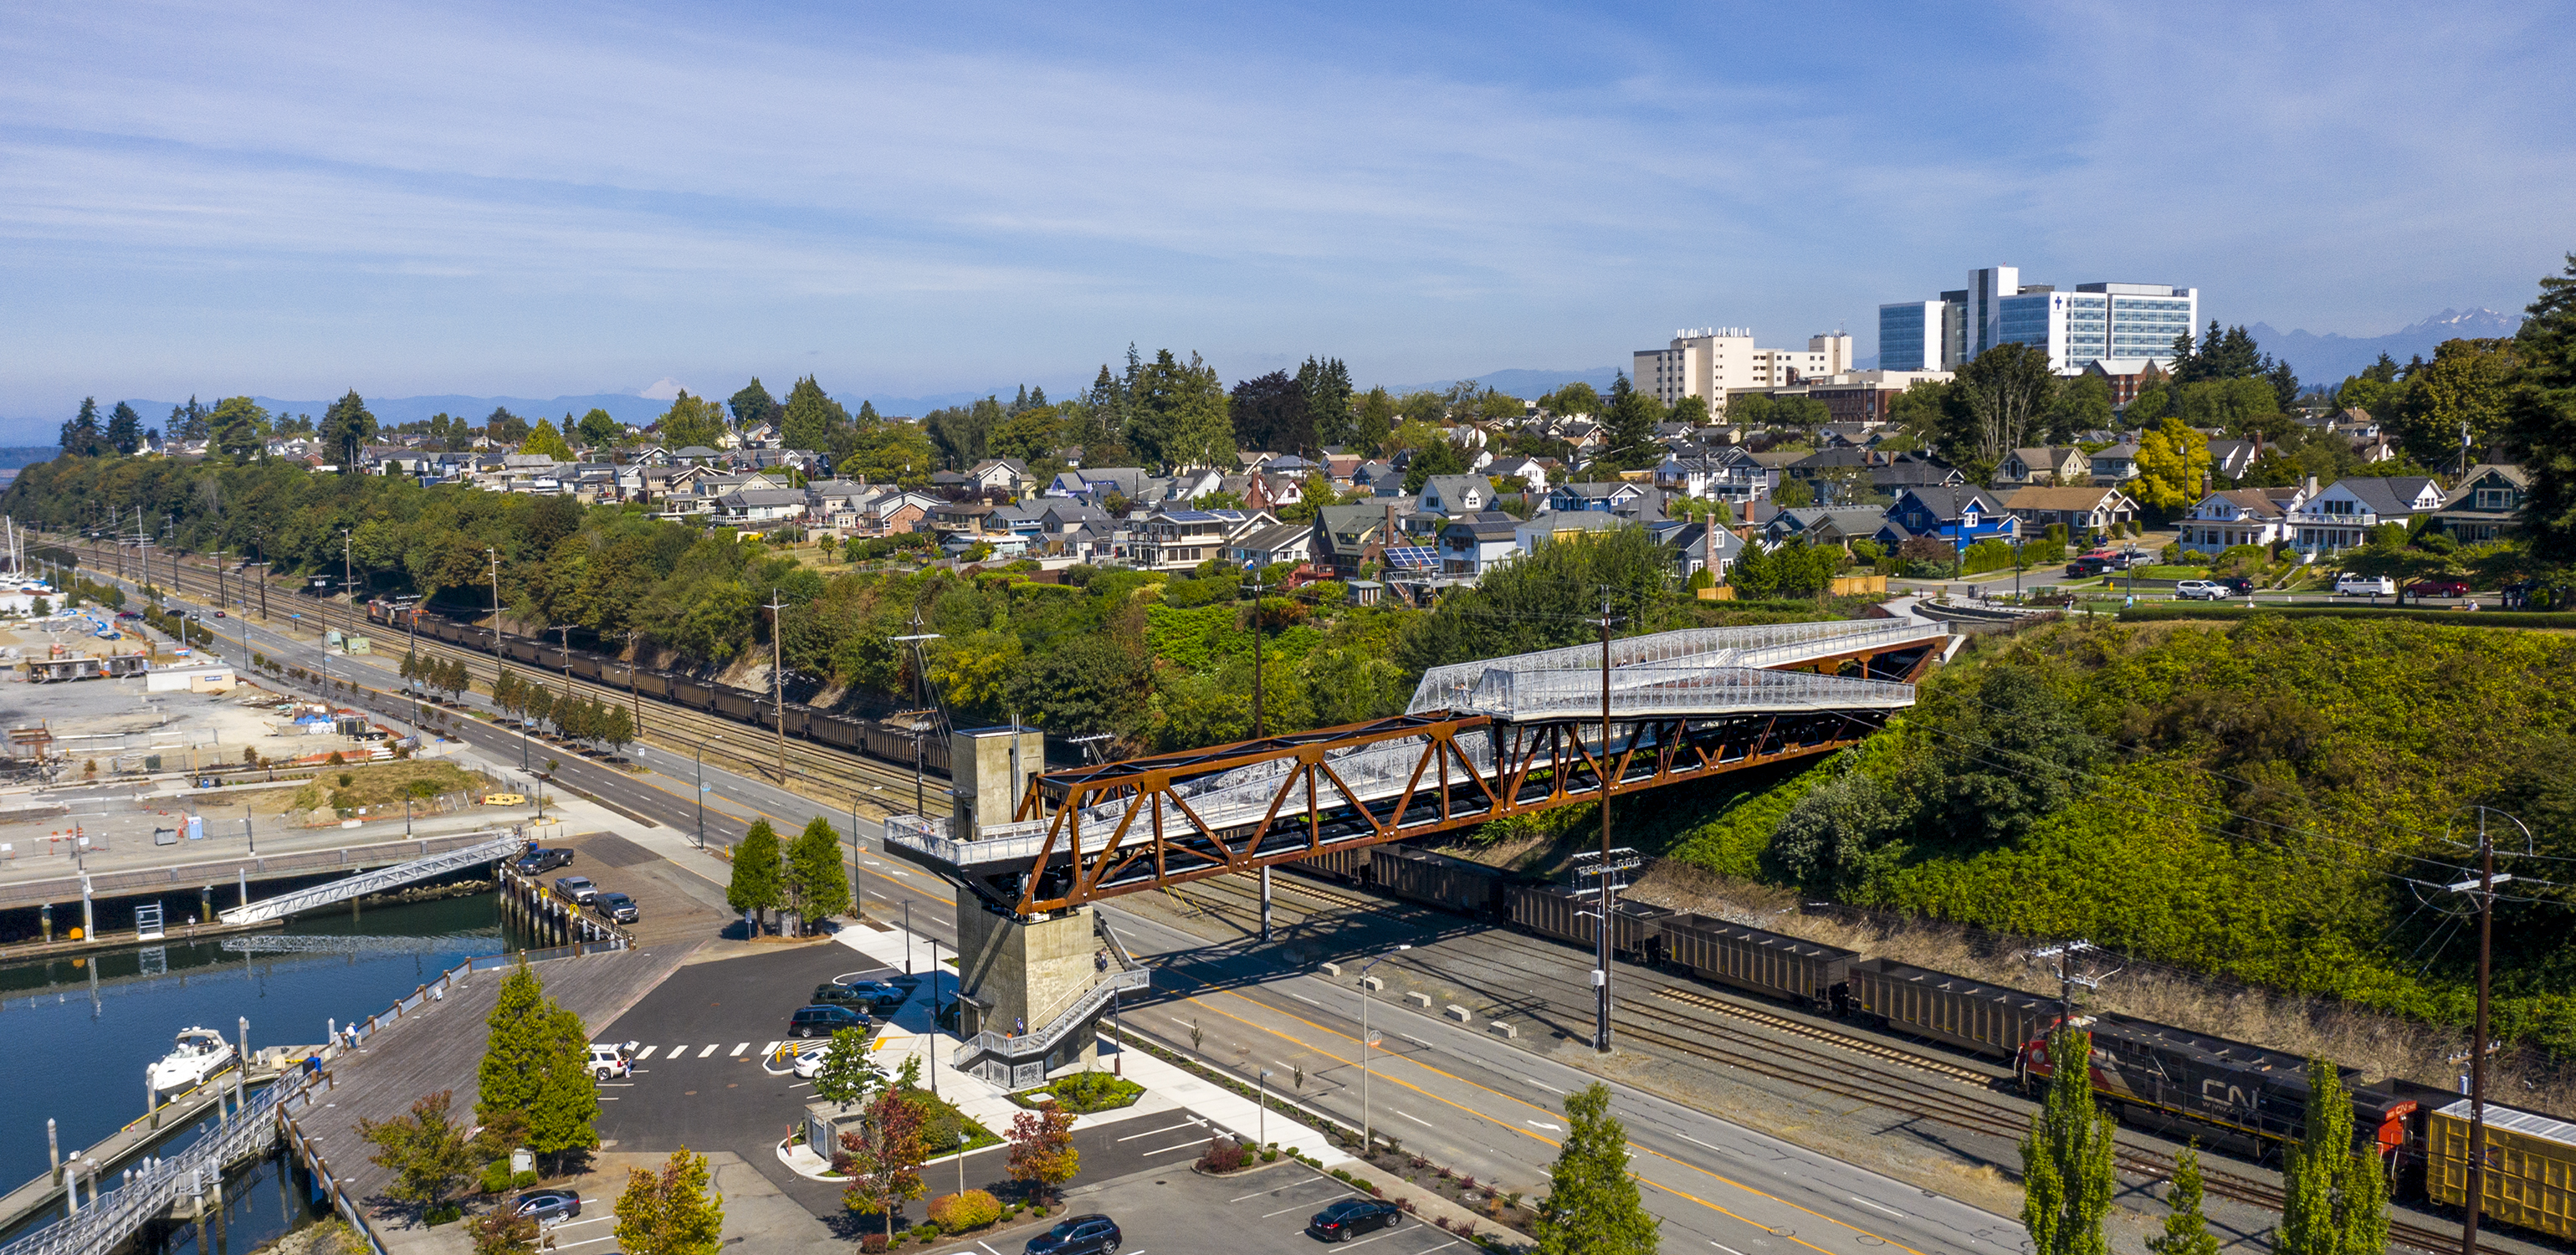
[{"xmin": 515, "ymin": 848, "xmax": 574, "ymax": 874}]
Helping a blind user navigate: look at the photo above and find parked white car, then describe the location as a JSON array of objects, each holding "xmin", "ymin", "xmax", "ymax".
[
  {"xmin": 586, "ymin": 1041, "xmax": 638, "ymax": 1080},
  {"xmin": 2172, "ymin": 580, "xmax": 2227, "ymax": 601},
  {"xmin": 2334, "ymin": 574, "xmax": 2397, "ymax": 597}
]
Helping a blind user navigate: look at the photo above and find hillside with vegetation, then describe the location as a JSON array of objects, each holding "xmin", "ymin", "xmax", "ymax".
[{"xmin": 1611, "ymin": 616, "xmax": 2576, "ymax": 1058}]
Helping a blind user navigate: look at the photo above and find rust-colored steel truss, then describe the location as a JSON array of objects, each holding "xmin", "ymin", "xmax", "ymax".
[{"xmin": 961, "ymin": 705, "xmax": 1886, "ymax": 915}]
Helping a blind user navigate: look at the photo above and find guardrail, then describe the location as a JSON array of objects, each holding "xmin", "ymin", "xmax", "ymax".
[{"xmin": 952, "ymin": 966, "xmax": 1150, "ymax": 1072}]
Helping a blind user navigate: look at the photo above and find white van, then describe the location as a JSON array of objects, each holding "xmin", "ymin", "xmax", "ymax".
[
  {"xmin": 586, "ymin": 1041, "xmax": 638, "ymax": 1080},
  {"xmin": 2334, "ymin": 574, "xmax": 2396, "ymax": 597}
]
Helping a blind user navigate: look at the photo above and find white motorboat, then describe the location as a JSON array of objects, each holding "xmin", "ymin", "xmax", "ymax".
[{"xmin": 146, "ymin": 1027, "xmax": 238, "ymax": 1100}]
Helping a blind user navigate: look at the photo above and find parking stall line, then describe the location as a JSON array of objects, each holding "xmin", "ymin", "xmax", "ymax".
[
  {"xmin": 1114, "ymin": 1120, "xmax": 1202, "ymax": 1143},
  {"xmin": 1145, "ymin": 1140, "xmax": 1206, "ymax": 1156}
]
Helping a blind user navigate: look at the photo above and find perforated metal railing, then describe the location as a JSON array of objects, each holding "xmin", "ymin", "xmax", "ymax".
[
  {"xmin": 1406, "ymin": 618, "xmax": 1943, "ymax": 715},
  {"xmin": 1452, "ymin": 665, "xmax": 1916, "ymax": 720}
]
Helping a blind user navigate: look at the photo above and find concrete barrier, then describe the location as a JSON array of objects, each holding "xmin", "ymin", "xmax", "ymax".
[
  {"xmin": 1405, "ymin": 991, "xmax": 1432, "ymax": 1009},
  {"xmin": 1445, "ymin": 1005, "xmax": 1472, "ymax": 1023},
  {"xmin": 1488, "ymin": 1022, "xmax": 1516, "ymax": 1039},
  {"xmin": 1317, "ymin": 961, "xmax": 1341, "ymax": 977},
  {"xmin": 1359, "ymin": 976, "xmax": 1383, "ymax": 992}
]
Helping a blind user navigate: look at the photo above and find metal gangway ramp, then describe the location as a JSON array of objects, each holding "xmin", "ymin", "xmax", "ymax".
[
  {"xmin": 888, "ymin": 619, "xmax": 1949, "ymax": 916},
  {"xmin": 219, "ymin": 832, "xmax": 523, "ymax": 925},
  {"xmin": 0, "ymin": 1075, "xmax": 291, "ymax": 1255}
]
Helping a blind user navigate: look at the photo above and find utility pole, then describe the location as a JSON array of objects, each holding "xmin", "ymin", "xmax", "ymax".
[
  {"xmin": 1245, "ymin": 576, "xmax": 1272, "ymax": 739},
  {"xmin": 2030, "ymin": 940, "xmax": 2118, "ymax": 1024},
  {"xmin": 766, "ymin": 592, "xmax": 790, "ymax": 781},
  {"xmin": 341, "ymin": 527, "xmax": 353, "ymax": 635},
  {"xmin": 2447, "ymin": 807, "xmax": 2526, "ymax": 1255},
  {"xmin": 626, "ymin": 627, "xmax": 644, "ymax": 740},
  {"xmin": 891, "ymin": 622, "xmax": 943, "ymax": 817},
  {"xmin": 1589, "ymin": 593, "xmax": 1621, "ymax": 1053}
]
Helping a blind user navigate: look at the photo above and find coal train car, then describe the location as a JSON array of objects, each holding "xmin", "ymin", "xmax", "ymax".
[
  {"xmin": 712, "ymin": 687, "xmax": 761, "ymax": 720},
  {"xmin": 2425, "ymin": 1099, "xmax": 2576, "ymax": 1242},
  {"xmin": 810, "ymin": 712, "xmax": 867, "ymax": 750},
  {"xmin": 1845, "ymin": 957, "xmax": 2061, "ymax": 1059},
  {"xmin": 1659, "ymin": 913, "xmax": 1856, "ymax": 1012},
  {"xmin": 1288, "ymin": 845, "xmax": 1378, "ymax": 884},
  {"xmin": 670, "ymin": 676, "xmax": 716, "ymax": 709},
  {"xmin": 1504, "ymin": 884, "xmax": 1672, "ymax": 961},
  {"xmin": 1373, "ymin": 847, "xmax": 1506, "ymax": 915}
]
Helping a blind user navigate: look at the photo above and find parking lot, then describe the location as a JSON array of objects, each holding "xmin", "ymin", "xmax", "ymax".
[
  {"xmin": 554, "ymin": 830, "xmax": 735, "ymax": 947},
  {"xmin": 913, "ymin": 1160, "xmax": 1477, "ymax": 1255}
]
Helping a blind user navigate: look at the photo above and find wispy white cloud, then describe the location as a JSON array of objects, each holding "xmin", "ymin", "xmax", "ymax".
[{"xmin": 0, "ymin": 0, "xmax": 2568, "ymax": 420}]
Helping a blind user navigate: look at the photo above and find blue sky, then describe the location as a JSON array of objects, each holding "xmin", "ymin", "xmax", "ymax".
[{"xmin": 4, "ymin": 0, "xmax": 2572, "ymax": 438}]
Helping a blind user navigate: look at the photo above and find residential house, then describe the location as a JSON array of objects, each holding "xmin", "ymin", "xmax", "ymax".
[
  {"xmin": 1876, "ymin": 485, "xmax": 2017, "ymax": 553},
  {"xmin": 1547, "ymin": 481, "xmax": 1648, "ymax": 515},
  {"xmin": 1997, "ymin": 447, "xmax": 2089, "ymax": 487},
  {"xmin": 1657, "ymin": 446, "xmax": 1775, "ymax": 504},
  {"xmin": 717, "ymin": 487, "xmax": 810, "ymax": 528},
  {"xmin": 854, "ymin": 489, "xmax": 940, "ymax": 536},
  {"xmin": 1436, "ymin": 512, "xmax": 1523, "ymax": 579},
  {"xmin": 1311, "ymin": 502, "xmax": 1406, "ymax": 578},
  {"xmin": 2207, "ymin": 439, "xmax": 2260, "ymax": 481},
  {"xmin": 1352, "ymin": 461, "xmax": 1402, "ymax": 494},
  {"xmin": 1870, "ymin": 457, "xmax": 1964, "ymax": 496},
  {"xmin": 1134, "ymin": 509, "xmax": 1266, "ymax": 571},
  {"xmin": 1653, "ymin": 520, "xmax": 1744, "ymax": 582},
  {"xmin": 668, "ymin": 445, "xmax": 724, "ymax": 465},
  {"xmin": 1416, "ymin": 474, "xmax": 1493, "ymax": 518},
  {"xmin": 2286, "ymin": 476, "xmax": 2444, "ymax": 556},
  {"xmin": 1513, "ymin": 510, "xmax": 1627, "ymax": 555},
  {"xmin": 1227, "ymin": 520, "xmax": 1317, "ymax": 570},
  {"xmin": 925, "ymin": 501, "xmax": 1001, "ymax": 539},
  {"xmin": 1484, "ymin": 456, "xmax": 1551, "ymax": 496},
  {"xmin": 965, "ymin": 458, "xmax": 1035, "ymax": 496},
  {"xmin": 1762, "ymin": 506, "xmax": 1894, "ymax": 550},
  {"xmin": 2087, "ymin": 443, "xmax": 2143, "ymax": 486},
  {"xmin": 2002, "ymin": 486, "xmax": 2139, "ymax": 539},
  {"xmin": 2179, "ymin": 488, "xmax": 2294, "ymax": 555},
  {"xmin": 2430, "ymin": 464, "xmax": 2529, "ymax": 542}
]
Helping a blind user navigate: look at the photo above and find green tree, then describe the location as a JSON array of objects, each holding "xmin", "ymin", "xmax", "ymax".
[
  {"xmin": 1540, "ymin": 382, "xmax": 1602, "ymax": 418},
  {"xmin": 1923, "ymin": 667, "xmax": 2098, "ymax": 845},
  {"xmin": 1595, "ymin": 373, "xmax": 1664, "ymax": 470},
  {"xmin": 1534, "ymin": 1082, "xmax": 1657, "ymax": 1255},
  {"xmin": 320, "ymin": 390, "xmax": 379, "ymax": 470},
  {"xmin": 210, "ymin": 396, "xmax": 270, "ymax": 459},
  {"xmin": 1400, "ymin": 439, "xmax": 1469, "ymax": 493},
  {"xmin": 577, "ymin": 407, "xmax": 622, "ymax": 448},
  {"xmin": 2046, "ymin": 374, "xmax": 2113, "ymax": 442},
  {"xmin": 2399, "ymin": 338, "xmax": 2521, "ymax": 469},
  {"xmin": 615, "ymin": 1147, "xmax": 726, "ymax": 1255},
  {"xmin": 813, "ymin": 1026, "xmax": 885, "ymax": 1111},
  {"xmin": 1956, "ymin": 344, "xmax": 2059, "ymax": 471},
  {"xmin": 788, "ymin": 816, "xmax": 852, "ymax": 927},
  {"xmin": 359, "ymin": 1089, "xmax": 481, "ymax": 1218},
  {"xmin": 1668, "ymin": 394, "xmax": 1711, "ymax": 426},
  {"xmin": 1005, "ymin": 634, "xmax": 1145, "ymax": 736},
  {"xmin": 602, "ymin": 704, "xmax": 634, "ymax": 756},
  {"xmin": 780, "ymin": 375, "xmax": 848, "ymax": 453},
  {"xmin": 728, "ymin": 378, "xmax": 781, "ymax": 432},
  {"xmin": 521, "ymin": 418, "xmax": 575, "ymax": 460},
  {"xmin": 2130, "ymin": 413, "xmax": 2214, "ymax": 522},
  {"xmin": 1129, "ymin": 349, "xmax": 1235, "ymax": 469},
  {"xmin": 2021, "ymin": 1027, "xmax": 2117, "ymax": 1255},
  {"xmin": 2279, "ymin": 1057, "xmax": 2386, "ymax": 1255},
  {"xmin": 1297, "ymin": 356, "xmax": 1355, "ymax": 448},
  {"xmin": 105, "ymin": 401, "xmax": 145, "ymax": 454},
  {"xmin": 1354, "ymin": 386, "xmax": 1397, "ymax": 455},
  {"xmin": 2148, "ymin": 1147, "xmax": 2221, "ymax": 1255},
  {"xmin": 658, "ymin": 392, "xmax": 729, "ymax": 451},
  {"xmin": 2506, "ymin": 254, "xmax": 2576, "ymax": 562},
  {"xmin": 485, "ymin": 407, "xmax": 531, "ymax": 446},
  {"xmin": 475, "ymin": 961, "xmax": 599, "ymax": 1170},
  {"xmin": 727, "ymin": 817, "xmax": 785, "ymax": 930}
]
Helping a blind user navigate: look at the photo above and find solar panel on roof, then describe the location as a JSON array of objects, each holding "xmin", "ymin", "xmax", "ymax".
[{"xmin": 1385, "ymin": 546, "xmax": 1438, "ymax": 570}]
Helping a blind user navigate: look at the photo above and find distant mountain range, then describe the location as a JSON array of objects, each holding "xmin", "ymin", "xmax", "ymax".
[{"xmin": 2250, "ymin": 308, "xmax": 2525, "ymax": 384}]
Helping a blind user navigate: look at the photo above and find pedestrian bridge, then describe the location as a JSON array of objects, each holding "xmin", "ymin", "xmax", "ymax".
[{"xmin": 888, "ymin": 619, "xmax": 1948, "ymax": 917}]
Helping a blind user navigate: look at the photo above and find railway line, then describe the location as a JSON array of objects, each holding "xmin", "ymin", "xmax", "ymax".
[
  {"xmin": 1165, "ymin": 867, "xmax": 2468, "ymax": 1255},
  {"xmin": 60, "ymin": 537, "xmax": 953, "ymax": 821}
]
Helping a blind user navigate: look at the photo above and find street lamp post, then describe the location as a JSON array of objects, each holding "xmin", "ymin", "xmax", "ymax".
[
  {"xmin": 1257, "ymin": 1069, "xmax": 1270, "ymax": 1150},
  {"xmin": 1357, "ymin": 945, "xmax": 1410, "ymax": 1155},
  {"xmin": 695, "ymin": 736, "xmax": 720, "ymax": 851}
]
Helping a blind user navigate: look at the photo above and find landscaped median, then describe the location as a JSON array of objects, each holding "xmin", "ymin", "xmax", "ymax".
[{"xmin": 2117, "ymin": 602, "xmax": 2576, "ymax": 627}]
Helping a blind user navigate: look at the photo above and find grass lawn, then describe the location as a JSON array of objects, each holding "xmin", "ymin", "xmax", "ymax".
[{"xmin": 2129, "ymin": 564, "xmax": 2213, "ymax": 580}]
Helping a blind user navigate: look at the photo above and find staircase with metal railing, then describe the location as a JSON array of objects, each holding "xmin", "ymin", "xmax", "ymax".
[
  {"xmin": 951, "ymin": 920, "xmax": 1153, "ymax": 1089},
  {"xmin": 0, "ymin": 1075, "xmax": 294, "ymax": 1255}
]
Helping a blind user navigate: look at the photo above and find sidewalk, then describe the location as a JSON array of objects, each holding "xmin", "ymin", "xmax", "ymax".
[{"xmin": 825, "ymin": 919, "xmax": 1357, "ymax": 1170}]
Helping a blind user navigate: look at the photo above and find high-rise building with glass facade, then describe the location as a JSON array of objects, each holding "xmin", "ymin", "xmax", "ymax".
[{"xmin": 1878, "ymin": 267, "xmax": 2197, "ymax": 372}]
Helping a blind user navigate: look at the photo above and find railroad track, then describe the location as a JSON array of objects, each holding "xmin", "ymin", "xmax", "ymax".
[
  {"xmin": 1169, "ymin": 868, "xmax": 2464, "ymax": 1255},
  {"xmin": 62, "ymin": 538, "xmax": 951, "ymax": 819}
]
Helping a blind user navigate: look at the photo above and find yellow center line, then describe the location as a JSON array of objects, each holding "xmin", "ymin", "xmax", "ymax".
[{"xmin": 1154, "ymin": 956, "xmax": 1933, "ymax": 1255}]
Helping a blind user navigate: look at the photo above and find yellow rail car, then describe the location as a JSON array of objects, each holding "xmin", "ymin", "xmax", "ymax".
[{"xmin": 2427, "ymin": 1098, "xmax": 2576, "ymax": 1242}]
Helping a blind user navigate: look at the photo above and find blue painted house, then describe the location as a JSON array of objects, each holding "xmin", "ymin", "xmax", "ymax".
[{"xmin": 1875, "ymin": 485, "xmax": 2018, "ymax": 553}]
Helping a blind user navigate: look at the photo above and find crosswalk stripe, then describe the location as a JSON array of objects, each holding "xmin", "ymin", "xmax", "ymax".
[
  {"xmin": 634, "ymin": 1046, "xmax": 658, "ymax": 1060},
  {"xmin": 761, "ymin": 1041, "xmax": 781, "ymax": 1056},
  {"xmin": 696, "ymin": 1044, "xmax": 720, "ymax": 1058},
  {"xmin": 730, "ymin": 1042, "xmax": 750, "ymax": 1057},
  {"xmin": 668, "ymin": 1045, "xmax": 685, "ymax": 1058}
]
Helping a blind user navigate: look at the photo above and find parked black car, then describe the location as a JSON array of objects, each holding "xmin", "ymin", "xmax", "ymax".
[
  {"xmin": 515, "ymin": 848, "xmax": 573, "ymax": 874},
  {"xmin": 513, "ymin": 1188, "xmax": 581, "ymax": 1225},
  {"xmin": 595, "ymin": 892, "xmax": 639, "ymax": 925},
  {"xmin": 812, "ymin": 980, "xmax": 909, "ymax": 1011},
  {"xmin": 1023, "ymin": 1214, "xmax": 1122, "ymax": 1254},
  {"xmin": 2212, "ymin": 576, "xmax": 2256, "ymax": 596},
  {"xmin": 1308, "ymin": 1198, "xmax": 1401, "ymax": 1242},
  {"xmin": 788, "ymin": 1004, "xmax": 873, "ymax": 1038}
]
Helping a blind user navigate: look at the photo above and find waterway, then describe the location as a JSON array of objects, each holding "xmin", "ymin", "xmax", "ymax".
[{"xmin": 0, "ymin": 892, "xmax": 536, "ymax": 1252}]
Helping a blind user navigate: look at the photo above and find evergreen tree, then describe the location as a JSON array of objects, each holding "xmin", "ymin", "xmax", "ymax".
[
  {"xmin": 577, "ymin": 407, "xmax": 622, "ymax": 448},
  {"xmin": 2020, "ymin": 1027, "xmax": 2116, "ymax": 1255},
  {"xmin": 781, "ymin": 376, "xmax": 849, "ymax": 452},
  {"xmin": 2279, "ymin": 1057, "xmax": 2387, "ymax": 1255},
  {"xmin": 1534, "ymin": 1083, "xmax": 1657, "ymax": 1255},
  {"xmin": 1595, "ymin": 373, "xmax": 1663, "ymax": 472},
  {"xmin": 320, "ymin": 390, "xmax": 378, "ymax": 469},
  {"xmin": 728, "ymin": 378, "xmax": 781, "ymax": 432},
  {"xmin": 2148, "ymin": 1147, "xmax": 2220, "ymax": 1255},
  {"xmin": 2506, "ymin": 254, "xmax": 2576, "ymax": 563},
  {"xmin": 787, "ymin": 816, "xmax": 852, "ymax": 928},
  {"xmin": 1296, "ymin": 356, "xmax": 1355, "ymax": 449},
  {"xmin": 476, "ymin": 961, "xmax": 598, "ymax": 1168},
  {"xmin": 105, "ymin": 402, "xmax": 144, "ymax": 454},
  {"xmin": 614, "ymin": 1148, "xmax": 725, "ymax": 1255},
  {"xmin": 727, "ymin": 818, "xmax": 785, "ymax": 930},
  {"xmin": 59, "ymin": 397, "xmax": 106, "ymax": 457}
]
